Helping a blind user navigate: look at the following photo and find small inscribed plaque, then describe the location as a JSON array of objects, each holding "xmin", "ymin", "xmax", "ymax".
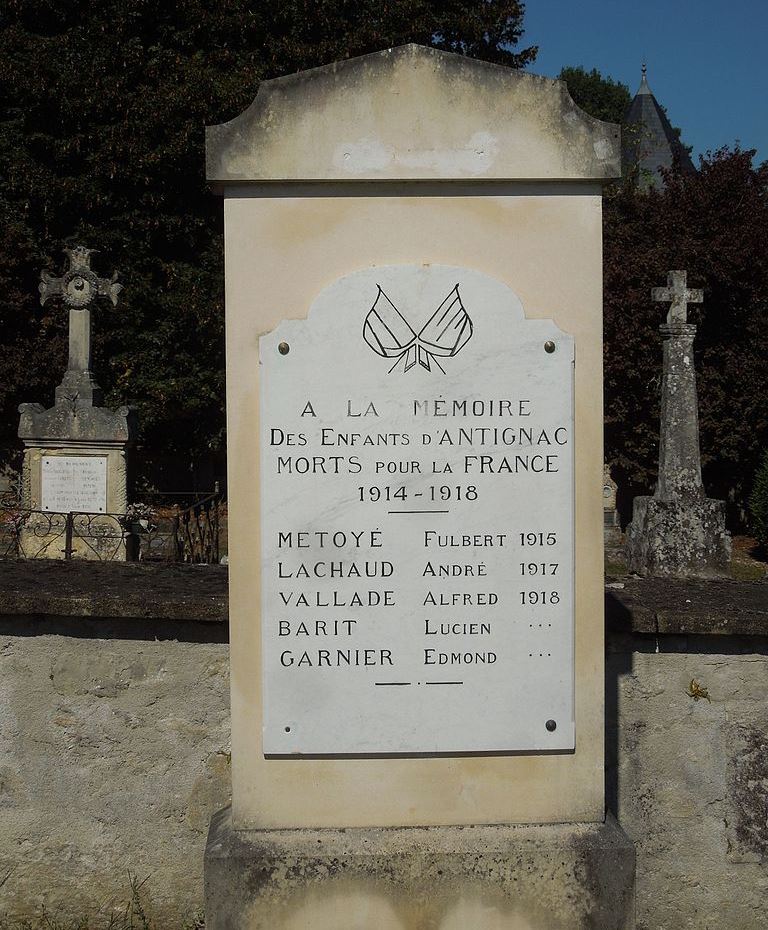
[
  {"xmin": 260, "ymin": 266, "xmax": 574, "ymax": 755},
  {"xmin": 41, "ymin": 455, "xmax": 108, "ymax": 514}
]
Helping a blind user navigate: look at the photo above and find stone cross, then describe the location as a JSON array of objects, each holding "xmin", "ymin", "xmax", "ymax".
[
  {"xmin": 39, "ymin": 246, "xmax": 121, "ymax": 407},
  {"xmin": 648, "ymin": 269, "xmax": 704, "ymax": 499},
  {"xmin": 626, "ymin": 268, "xmax": 730, "ymax": 576},
  {"xmin": 651, "ymin": 269, "xmax": 702, "ymax": 324}
]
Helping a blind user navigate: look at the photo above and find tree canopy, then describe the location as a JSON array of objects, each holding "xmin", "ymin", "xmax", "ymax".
[
  {"xmin": 557, "ymin": 65, "xmax": 631, "ymax": 125},
  {"xmin": 0, "ymin": 0, "xmax": 536, "ymax": 491},
  {"xmin": 556, "ymin": 65, "xmax": 765, "ymax": 522},
  {"xmin": 603, "ymin": 148, "xmax": 768, "ymax": 521},
  {"xmin": 3, "ymin": 10, "xmax": 765, "ymax": 524}
]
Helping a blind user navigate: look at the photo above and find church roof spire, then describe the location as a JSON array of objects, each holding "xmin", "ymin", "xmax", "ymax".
[
  {"xmin": 638, "ymin": 62, "xmax": 651, "ymax": 95},
  {"xmin": 623, "ymin": 62, "xmax": 695, "ymax": 188}
]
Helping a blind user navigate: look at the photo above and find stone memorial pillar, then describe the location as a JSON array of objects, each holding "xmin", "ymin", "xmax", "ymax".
[
  {"xmin": 205, "ymin": 46, "xmax": 635, "ymax": 929},
  {"xmin": 626, "ymin": 270, "xmax": 730, "ymax": 576},
  {"xmin": 17, "ymin": 246, "xmax": 135, "ymax": 560}
]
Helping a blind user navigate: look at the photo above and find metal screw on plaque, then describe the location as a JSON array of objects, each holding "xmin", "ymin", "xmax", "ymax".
[
  {"xmin": 544, "ymin": 341, "xmax": 556, "ymax": 354},
  {"xmin": 278, "ymin": 342, "xmax": 290, "ymax": 355},
  {"xmin": 545, "ymin": 719, "xmax": 557, "ymax": 732}
]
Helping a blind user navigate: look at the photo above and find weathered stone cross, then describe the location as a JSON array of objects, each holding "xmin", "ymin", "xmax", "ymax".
[
  {"xmin": 651, "ymin": 269, "xmax": 703, "ymax": 324},
  {"xmin": 626, "ymin": 267, "xmax": 730, "ymax": 575},
  {"xmin": 39, "ymin": 246, "xmax": 121, "ymax": 406}
]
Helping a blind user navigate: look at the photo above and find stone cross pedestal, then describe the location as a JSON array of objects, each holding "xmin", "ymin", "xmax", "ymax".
[
  {"xmin": 17, "ymin": 246, "xmax": 135, "ymax": 560},
  {"xmin": 604, "ymin": 464, "xmax": 622, "ymax": 548},
  {"xmin": 626, "ymin": 270, "xmax": 730, "ymax": 576}
]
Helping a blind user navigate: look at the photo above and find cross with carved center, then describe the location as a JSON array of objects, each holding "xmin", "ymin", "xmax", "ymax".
[
  {"xmin": 39, "ymin": 246, "xmax": 121, "ymax": 378},
  {"xmin": 651, "ymin": 270, "xmax": 703, "ymax": 324}
]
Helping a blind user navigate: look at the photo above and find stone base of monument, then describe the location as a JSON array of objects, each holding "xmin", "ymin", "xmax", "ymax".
[
  {"xmin": 204, "ymin": 806, "xmax": 636, "ymax": 930},
  {"xmin": 17, "ymin": 513, "xmax": 136, "ymax": 561},
  {"xmin": 625, "ymin": 494, "xmax": 731, "ymax": 577},
  {"xmin": 17, "ymin": 400, "xmax": 134, "ymax": 561},
  {"xmin": 604, "ymin": 515, "xmax": 623, "ymax": 551}
]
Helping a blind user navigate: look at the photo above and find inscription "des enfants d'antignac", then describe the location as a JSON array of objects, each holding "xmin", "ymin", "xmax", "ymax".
[{"xmin": 270, "ymin": 396, "xmax": 568, "ymax": 482}]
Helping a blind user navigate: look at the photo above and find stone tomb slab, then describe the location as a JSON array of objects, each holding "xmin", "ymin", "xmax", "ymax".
[
  {"xmin": 41, "ymin": 454, "xmax": 108, "ymax": 514},
  {"xmin": 261, "ymin": 265, "xmax": 574, "ymax": 755}
]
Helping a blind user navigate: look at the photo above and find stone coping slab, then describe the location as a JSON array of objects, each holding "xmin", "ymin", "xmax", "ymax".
[
  {"xmin": 205, "ymin": 44, "xmax": 621, "ymax": 183},
  {"xmin": 0, "ymin": 561, "xmax": 765, "ymax": 635},
  {"xmin": 606, "ymin": 576, "xmax": 768, "ymax": 636},
  {"xmin": 0, "ymin": 559, "xmax": 227, "ymax": 622}
]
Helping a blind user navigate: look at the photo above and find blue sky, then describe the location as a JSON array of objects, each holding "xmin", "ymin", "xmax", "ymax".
[{"xmin": 522, "ymin": 0, "xmax": 767, "ymax": 165}]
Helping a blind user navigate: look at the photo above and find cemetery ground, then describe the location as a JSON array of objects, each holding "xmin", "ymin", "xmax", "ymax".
[{"xmin": 730, "ymin": 535, "xmax": 768, "ymax": 581}]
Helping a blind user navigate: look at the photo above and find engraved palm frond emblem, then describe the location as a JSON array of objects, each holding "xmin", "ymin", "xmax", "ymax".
[{"xmin": 363, "ymin": 284, "xmax": 473, "ymax": 374}]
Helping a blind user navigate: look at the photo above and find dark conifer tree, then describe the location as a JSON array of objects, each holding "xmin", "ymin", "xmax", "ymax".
[{"xmin": 0, "ymin": 1, "xmax": 535, "ymax": 489}]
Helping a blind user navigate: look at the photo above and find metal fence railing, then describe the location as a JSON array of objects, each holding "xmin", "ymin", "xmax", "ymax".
[{"xmin": 0, "ymin": 489, "xmax": 222, "ymax": 564}]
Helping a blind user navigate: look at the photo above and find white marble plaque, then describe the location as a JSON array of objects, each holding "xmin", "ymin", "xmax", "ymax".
[
  {"xmin": 41, "ymin": 455, "xmax": 108, "ymax": 514},
  {"xmin": 260, "ymin": 266, "xmax": 574, "ymax": 755}
]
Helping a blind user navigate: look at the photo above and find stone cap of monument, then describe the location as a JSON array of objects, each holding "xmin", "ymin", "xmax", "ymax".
[
  {"xmin": 206, "ymin": 45, "xmax": 621, "ymax": 184},
  {"xmin": 18, "ymin": 401, "xmax": 135, "ymax": 445}
]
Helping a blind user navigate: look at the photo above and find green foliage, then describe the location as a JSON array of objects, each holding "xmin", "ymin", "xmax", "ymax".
[
  {"xmin": 749, "ymin": 451, "xmax": 768, "ymax": 547},
  {"xmin": 730, "ymin": 559, "xmax": 766, "ymax": 581},
  {"xmin": 557, "ymin": 65, "xmax": 631, "ymax": 124},
  {"xmin": 604, "ymin": 148, "xmax": 768, "ymax": 519},
  {"xmin": 0, "ymin": 1, "xmax": 536, "ymax": 488}
]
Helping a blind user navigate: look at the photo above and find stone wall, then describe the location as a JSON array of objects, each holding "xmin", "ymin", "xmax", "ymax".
[
  {"xmin": 0, "ymin": 565, "xmax": 766, "ymax": 929},
  {"xmin": 606, "ymin": 577, "xmax": 768, "ymax": 929},
  {"xmin": 0, "ymin": 563, "xmax": 231, "ymax": 927},
  {"xmin": 0, "ymin": 617, "xmax": 230, "ymax": 927},
  {"xmin": 609, "ymin": 634, "xmax": 768, "ymax": 930}
]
